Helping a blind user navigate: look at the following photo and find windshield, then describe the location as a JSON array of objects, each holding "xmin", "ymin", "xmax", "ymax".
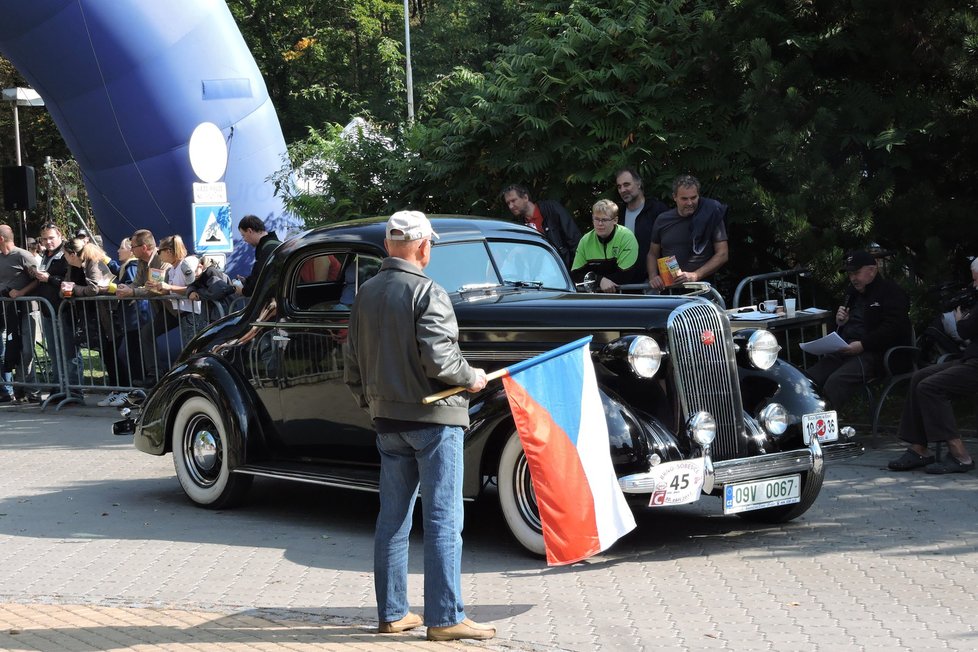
[{"xmin": 425, "ymin": 239, "xmax": 571, "ymax": 293}]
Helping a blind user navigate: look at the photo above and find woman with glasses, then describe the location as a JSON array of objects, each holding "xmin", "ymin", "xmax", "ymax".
[
  {"xmin": 148, "ymin": 235, "xmax": 204, "ymax": 366},
  {"xmin": 569, "ymin": 199, "xmax": 639, "ymax": 292}
]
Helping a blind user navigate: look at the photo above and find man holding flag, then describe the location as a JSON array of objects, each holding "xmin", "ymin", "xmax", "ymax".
[{"xmin": 344, "ymin": 210, "xmax": 493, "ymax": 642}]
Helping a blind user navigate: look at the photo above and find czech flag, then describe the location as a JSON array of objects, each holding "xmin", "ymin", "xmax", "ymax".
[{"xmin": 501, "ymin": 336, "xmax": 636, "ymax": 565}]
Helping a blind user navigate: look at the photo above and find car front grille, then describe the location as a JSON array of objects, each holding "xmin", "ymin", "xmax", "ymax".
[{"xmin": 667, "ymin": 302, "xmax": 746, "ymax": 461}]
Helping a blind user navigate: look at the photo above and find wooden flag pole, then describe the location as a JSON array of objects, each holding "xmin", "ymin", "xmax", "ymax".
[{"xmin": 422, "ymin": 368, "xmax": 508, "ymax": 405}]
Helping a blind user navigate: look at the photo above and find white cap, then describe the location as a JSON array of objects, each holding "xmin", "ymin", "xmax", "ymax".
[{"xmin": 386, "ymin": 210, "xmax": 438, "ymax": 241}]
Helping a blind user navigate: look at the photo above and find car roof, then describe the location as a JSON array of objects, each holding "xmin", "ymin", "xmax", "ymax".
[{"xmin": 290, "ymin": 215, "xmax": 544, "ymax": 249}]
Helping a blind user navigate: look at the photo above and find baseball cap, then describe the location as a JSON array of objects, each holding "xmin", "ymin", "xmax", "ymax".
[
  {"xmin": 75, "ymin": 227, "xmax": 91, "ymax": 239},
  {"xmin": 843, "ymin": 250, "xmax": 877, "ymax": 271},
  {"xmin": 385, "ymin": 210, "xmax": 439, "ymax": 241}
]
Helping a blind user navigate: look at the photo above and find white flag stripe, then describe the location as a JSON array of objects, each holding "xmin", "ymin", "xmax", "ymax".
[{"xmin": 574, "ymin": 346, "xmax": 637, "ymax": 550}]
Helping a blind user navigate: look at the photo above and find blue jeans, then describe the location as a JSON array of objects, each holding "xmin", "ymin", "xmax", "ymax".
[{"xmin": 375, "ymin": 424, "xmax": 465, "ymax": 628}]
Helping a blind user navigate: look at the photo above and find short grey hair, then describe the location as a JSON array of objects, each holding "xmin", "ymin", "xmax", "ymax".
[{"xmin": 672, "ymin": 174, "xmax": 701, "ymax": 195}]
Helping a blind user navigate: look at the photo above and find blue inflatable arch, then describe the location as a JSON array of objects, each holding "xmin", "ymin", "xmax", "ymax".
[{"xmin": 0, "ymin": 0, "xmax": 297, "ymax": 275}]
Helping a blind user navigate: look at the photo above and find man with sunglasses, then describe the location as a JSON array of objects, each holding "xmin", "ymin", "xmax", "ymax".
[{"xmin": 115, "ymin": 230, "xmax": 170, "ymax": 386}]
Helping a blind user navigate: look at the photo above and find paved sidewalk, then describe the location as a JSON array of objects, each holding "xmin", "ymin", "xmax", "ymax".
[
  {"xmin": 0, "ymin": 603, "xmax": 498, "ymax": 651},
  {"xmin": 2, "ymin": 399, "xmax": 977, "ymax": 651}
]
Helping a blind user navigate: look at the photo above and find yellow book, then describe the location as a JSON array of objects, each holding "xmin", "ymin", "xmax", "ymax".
[{"xmin": 657, "ymin": 256, "xmax": 680, "ymax": 286}]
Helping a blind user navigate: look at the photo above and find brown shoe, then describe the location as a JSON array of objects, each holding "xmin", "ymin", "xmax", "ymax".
[
  {"xmin": 427, "ymin": 618, "xmax": 496, "ymax": 641},
  {"xmin": 377, "ymin": 612, "xmax": 423, "ymax": 634}
]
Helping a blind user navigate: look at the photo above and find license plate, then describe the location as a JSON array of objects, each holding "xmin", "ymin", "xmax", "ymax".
[
  {"xmin": 723, "ymin": 474, "xmax": 801, "ymax": 514},
  {"xmin": 802, "ymin": 410, "xmax": 838, "ymax": 443}
]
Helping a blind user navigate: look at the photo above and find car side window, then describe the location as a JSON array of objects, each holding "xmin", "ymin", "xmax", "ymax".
[
  {"xmin": 292, "ymin": 252, "xmax": 350, "ymax": 311},
  {"xmin": 290, "ymin": 252, "xmax": 383, "ymax": 312}
]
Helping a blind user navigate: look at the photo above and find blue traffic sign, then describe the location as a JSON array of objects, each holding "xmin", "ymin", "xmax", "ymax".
[{"xmin": 192, "ymin": 203, "xmax": 233, "ymax": 253}]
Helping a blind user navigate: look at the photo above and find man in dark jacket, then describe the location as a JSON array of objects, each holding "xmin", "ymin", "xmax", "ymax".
[
  {"xmin": 806, "ymin": 250, "xmax": 912, "ymax": 410},
  {"xmin": 888, "ymin": 257, "xmax": 978, "ymax": 474},
  {"xmin": 31, "ymin": 222, "xmax": 83, "ymax": 390},
  {"xmin": 501, "ymin": 184, "xmax": 581, "ymax": 269},
  {"xmin": 615, "ymin": 168, "xmax": 667, "ymax": 282},
  {"xmin": 236, "ymin": 215, "xmax": 281, "ymax": 298},
  {"xmin": 345, "ymin": 210, "xmax": 492, "ymax": 642}
]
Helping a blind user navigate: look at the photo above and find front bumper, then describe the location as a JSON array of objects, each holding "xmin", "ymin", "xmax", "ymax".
[{"xmin": 618, "ymin": 438, "xmax": 863, "ymax": 494}]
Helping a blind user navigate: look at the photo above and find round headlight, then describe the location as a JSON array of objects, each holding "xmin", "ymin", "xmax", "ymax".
[
  {"xmin": 687, "ymin": 411, "xmax": 716, "ymax": 446},
  {"xmin": 747, "ymin": 330, "xmax": 781, "ymax": 370},
  {"xmin": 758, "ymin": 403, "xmax": 788, "ymax": 435},
  {"xmin": 627, "ymin": 335, "xmax": 662, "ymax": 379}
]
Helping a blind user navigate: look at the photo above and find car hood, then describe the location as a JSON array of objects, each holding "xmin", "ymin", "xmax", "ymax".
[{"xmin": 452, "ymin": 289, "xmax": 701, "ymax": 331}]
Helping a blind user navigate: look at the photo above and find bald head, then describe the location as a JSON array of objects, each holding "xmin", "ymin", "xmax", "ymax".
[{"xmin": 0, "ymin": 224, "xmax": 14, "ymax": 243}]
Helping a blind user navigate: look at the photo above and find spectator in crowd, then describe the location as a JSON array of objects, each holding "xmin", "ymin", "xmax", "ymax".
[
  {"xmin": 647, "ymin": 174, "xmax": 729, "ymax": 289},
  {"xmin": 31, "ymin": 223, "xmax": 84, "ymax": 393},
  {"xmin": 115, "ymin": 229, "xmax": 171, "ymax": 386},
  {"xmin": 26, "ymin": 238, "xmax": 41, "ymax": 265},
  {"xmin": 236, "ymin": 215, "xmax": 281, "ymax": 298},
  {"xmin": 98, "ymin": 237, "xmax": 146, "ymax": 406},
  {"xmin": 501, "ymin": 184, "xmax": 581, "ymax": 270},
  {"xmin": 345, "ymin": 210, "xmax": 492, "ymax": 642},
  {"xmin": 0, "ymin": 224, "xmax": 39, "ymax": 403},
  {"xmin": 888, "ymin": 257, "xmax": 978, "ymax": 474},
  {"xmin": 615, "ymin": 167, "xmax": 667, "ymax": 281},
  {"xmin": 151, "ymin": 235, "xmax": 204, "ymax": 342},
  {"xmin": 187, "ymin": 257, "xmax": 236, "ymax": 317},
  {"xmin": 62, "ymin": 237, "xmax": 117, "ymax": 405},
  {"xmin": 570, "ymin": 199, "xmax": 639, "ymax": 293},
  {"xmin": 806, "ymin": 250, "xmax": 912, "ymax": 410}
]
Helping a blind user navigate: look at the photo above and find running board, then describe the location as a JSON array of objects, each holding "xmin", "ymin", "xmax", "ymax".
[{"xmin": 233, "ymin": 464, "xmax": 380, "ymax": 493}]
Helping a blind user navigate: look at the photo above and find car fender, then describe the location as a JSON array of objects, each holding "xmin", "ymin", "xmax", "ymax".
[
  {"xmin": 133, "ymin": 354, "xmax": 270, "ymax": 468},
  {"xmin": 464, "ymin": 382, "xmax": 658, "ymax": 498}
]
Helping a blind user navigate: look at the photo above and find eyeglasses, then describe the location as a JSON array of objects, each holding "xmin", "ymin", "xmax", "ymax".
[
  {"xmin": 592, "ymin": 217, "xmax": 616, "ymax": 224},
  {"xmin": 40, "ymin": 223, "xmax": 58, "ymax": 231}
]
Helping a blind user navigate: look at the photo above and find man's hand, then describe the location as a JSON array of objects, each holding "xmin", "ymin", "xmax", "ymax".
[
  {"xmin": 115, "ymin": 285, "xmax": 133, "ymax": 298},
  {"xmin": 467, "ymin": 368, "xmax": 487, "ymax": 393},
  {"xmin": 649, "ymin": 275, "xmax": 665, "ymax": 290},
  {"xmin": 599, "ymin": 277, "xmax": 618, "ymax": 293},
  {"xmin": 8, "ymin": 288, "xmax": 22, "ymax": 299},
  {"xmin": 33, "ymin": 269, "xmax": 49, "ymax": 283},
  {"xmin": 674, "ymin": 269, "xmax": 700, "ymax": 284},
  {"xmin": 955, "ymin": 306, "xmax": 964, "ymax": 322},
  {"xmin": 841, "ymin": 340, "xmax": 864, "ymax": 355},
  {"xmin": 835, "ymin": 305, "xmax": 850, "ymax": 326}
]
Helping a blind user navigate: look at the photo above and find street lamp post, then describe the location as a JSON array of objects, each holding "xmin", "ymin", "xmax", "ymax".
[
  {"xmin": 403, "ymin": 0, "xmax": 415, "ymax": 124},
  {"xmin": 2, "ymin": 87, "xmax": 45, "ymax": 243}
]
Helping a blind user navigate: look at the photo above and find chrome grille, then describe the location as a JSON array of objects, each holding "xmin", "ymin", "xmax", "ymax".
[{"xmin": 667, "ymin": 302, "xmax": 746, "ymax": 461}]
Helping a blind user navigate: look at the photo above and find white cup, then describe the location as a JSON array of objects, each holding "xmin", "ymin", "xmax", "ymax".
[
  {"xmin": 757, "ymin": 299, "xmax": 778, "ymax": 313},
  {"xmin": 785, "ymin": 298, "xmax": 797, "ymax": 317}
]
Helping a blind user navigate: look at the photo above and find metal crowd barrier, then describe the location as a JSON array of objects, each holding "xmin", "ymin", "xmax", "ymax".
[
  {"xmin": 732, "ymin": 268, "xmax": 816, "ymax": 309},
  {"xmin": 1, "ymin": 294, "xmax": 234, "ymax": 411}
]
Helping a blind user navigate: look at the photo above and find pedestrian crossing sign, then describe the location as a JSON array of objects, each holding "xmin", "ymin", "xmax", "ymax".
[{"xmin": 193, "ymin": 203, "xmax": 233, "ymax": 253}]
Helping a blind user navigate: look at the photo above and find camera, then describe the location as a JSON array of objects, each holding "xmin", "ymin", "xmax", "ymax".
[{"xmin": 939, "ymin": 282, "xmax": 978, "ymax": 313}]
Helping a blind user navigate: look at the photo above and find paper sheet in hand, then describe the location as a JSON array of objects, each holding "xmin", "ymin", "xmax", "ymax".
[{"xmin": 799, "ymin": 331, "xmax": 848, "ymax": 355}]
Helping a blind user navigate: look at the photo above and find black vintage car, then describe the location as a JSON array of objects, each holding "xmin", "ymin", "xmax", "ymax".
[{"xmin": 118, "ymin": 217, "xmax": 862, "ymax": 555}]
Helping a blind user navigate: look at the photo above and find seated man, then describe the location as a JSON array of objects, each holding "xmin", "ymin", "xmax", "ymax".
[
  {"xmin": 570, "ymin": 199, "xmax": 639, "ymax": 293},
  {"xmin": 647, "ymin": 174, "xmax": 728, "ymax": 289},
  {"xmin": 805, "ymin": 250, "xmax": 911, "ymax": 410},
  {"xmin": 888, "ymin": 257, "xmax": 978, "ymax": 474}
]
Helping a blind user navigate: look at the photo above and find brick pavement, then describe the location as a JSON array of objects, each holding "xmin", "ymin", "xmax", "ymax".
[{"xmin": 1, "ymin": 400, "xmax": 977, "ymax": 651}]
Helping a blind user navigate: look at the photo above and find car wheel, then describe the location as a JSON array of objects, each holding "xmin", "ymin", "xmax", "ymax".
[
  {"xmin": 171, "ymin": 396, "xmax": 252, "ymax": 508},
  {"xmin": 736, "ymin": 468, "xmax": 824, "ymax": 524},
  {"xmin": 497, "ymin": 430, "xmax": 546, "ymax": 556}
]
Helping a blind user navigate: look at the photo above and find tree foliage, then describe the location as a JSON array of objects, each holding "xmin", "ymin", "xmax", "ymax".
[{"xmin": 391, "ymin": 0, "xmax": 978, "ymax": 300}]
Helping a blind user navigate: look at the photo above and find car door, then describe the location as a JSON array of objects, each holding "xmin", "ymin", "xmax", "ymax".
[{"xmin": 272, "ymin": 247, "xmax": 382, "ymax": 463}]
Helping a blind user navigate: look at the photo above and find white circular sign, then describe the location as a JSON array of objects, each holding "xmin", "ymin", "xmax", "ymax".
[{"xmin": 188, "ymin": 122, "xmax": 228, "ymax": 183}]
